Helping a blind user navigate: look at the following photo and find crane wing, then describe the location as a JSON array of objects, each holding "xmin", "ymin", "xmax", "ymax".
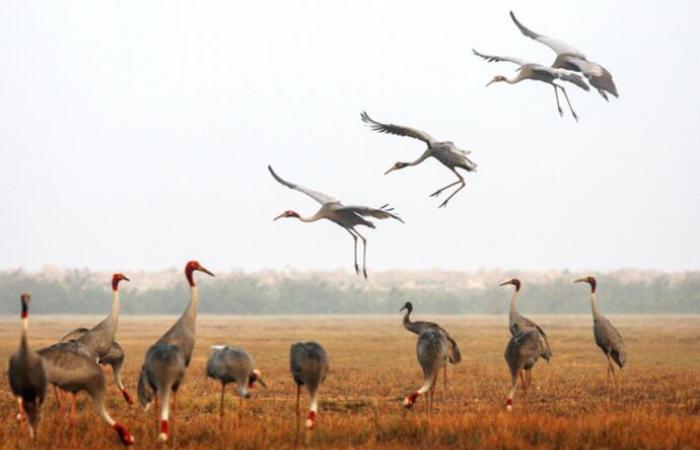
[
  {"xmin": 564, "ymin": 56, "xmax": 618, "ymax": 98},
  {"xmin": 335, "ymin": 204, "xmax": 404, "ymax": 223},
  {"xmin": 361, "ymin": 111, "xmax": 435, "ymax": 146},
  {"xmin": 268, "ymin": 165, "xmax": 338, "ymax": 205},
  {"xmin": 510, "ymin": 11, "xmax": 583, "ymax": 57},
  {"xmin": 472, "ymin": 49, "xmax": 529, "ymax": 67},
  {"xmin": 533, "ymin": 65, "xmax": 591, "ymax": 91}
]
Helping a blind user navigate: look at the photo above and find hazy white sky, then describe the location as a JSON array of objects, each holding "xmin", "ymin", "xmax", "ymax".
[{"xmin": 1, "ymin": 1, "xmax": 698, "ymax": 273}]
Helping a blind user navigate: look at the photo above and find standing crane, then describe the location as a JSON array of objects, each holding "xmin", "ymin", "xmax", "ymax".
[
  {"xmin": 472, "ymin": 48, "xmax": 590, "ymax": 120},
  {"xmin": 8, "ymin": 293, "xmax": 47, "ymax": 440},
  {"xmin": 290, "ymin": 342, "xmax": 329, "ymax": 430},
  {"xmin": 38, "ymin": 341, "xmax": 134, "ymax": 445},
  {"xmin": 575, "ymin": 276, "xmax": 626, "ymax": 384},
  {"xmin": 400, "ymin": 301, "xmax": 461, "ymax": 396},
  {"xmin": 504, "ymin": 328, "xmax": 548, "ymax": 412},
  {"xmin": 510, "ymin": 11, "xmax": 618, "ymax": 101},
  {"xmin": 137, "ymin": 260, "xmax": 214, "ymax": 443},
  {"xmin": 361, "ymin": 111, "xmax": 477, "ymax": 208},
  {"xmin": 206, "ymin": 345, "xmax": 267, "ymax": 423},
  {"xmin": 403, "ymin": 329, "xmax": 449, "ymax": 413},
  {"xmin": 60, "ymin": 273, "xmax": 133, "ymax": 404},
  {"xmin": 268, "ymin": 165, "xmax": 403, "ymax": 278},
  {"xmin": 499, "ymin": 278, "xmax": 552, "ymax": 388}
]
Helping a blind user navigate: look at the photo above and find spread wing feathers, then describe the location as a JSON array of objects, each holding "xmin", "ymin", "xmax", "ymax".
[
  {"xmin": 268, "ymin": 165, "xmax": 338, "ymax": 205},
  {"xmin": 510, "ymin": 11, "xmax": 583, "ymax": 57},
  {"xmin": 565, "ymin": 56, "xmax": 618, "ymax": 99},
  {"xmin": 472, "ymin": 49, "xmax": 528, "ymax": 67},
  {"xmin": 336, "ymin": 204, "xmax": 404, "ymax": 223},
  {"xmin": 542, "ymin": 67, "xmax": 591, "ymax": 91},
  {"xmin": 361, "ymin": 111, "xmax": 435, "ymax": 146}
]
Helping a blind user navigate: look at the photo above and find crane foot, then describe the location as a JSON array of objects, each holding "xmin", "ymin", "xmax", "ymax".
[
  {"xmin": 363, "ymin": 269, "xmax": 368, "ymax": 279},
  {"xmin": 557, "ymin": 107, "xmax": 564, "ymax": 117},
  {"xmin": 354, "ymin": 264, "xmax": 360, "ymax": 275}
]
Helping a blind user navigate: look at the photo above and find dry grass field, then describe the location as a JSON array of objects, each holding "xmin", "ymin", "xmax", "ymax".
[{"xmin": 1, "ymin": 315, "xmax": 699, "ymax": 449}]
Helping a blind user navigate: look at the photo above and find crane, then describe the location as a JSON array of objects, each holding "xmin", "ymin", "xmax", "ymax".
[
  {"xmin": 290, "ymin": 341, "xmax": 329, "ymax": 430},
  {"xmin": 8, "ymin": 293, "xmax": 47, "ymax": 440},
  {"xmin": 510, "ymin": 11, "xmax": 618, "ymax": 101},
  {"xmin": 268, "ymin": 165, "xmax": 403, "ymax": 278},
  {"xmin": 403, "ymin": 329, "xmax": 449, "ymax": 413},
  {"xmin": 575, "ymin": 276, "xmax": 626, "ymax": 385},
  {"xmin": 60, "ymin": 273, "xmax": 133, "ymax": 404},
  {"xmin": 400, "ymin": 301, "xmax": 461, "ymax": 396},
  {"xmin": 38, "ymin": 341, "xmax": 134, "ymax": 445},
  {"xmin": 206, "ymin": 345, "xmax": 267, "ymax": 422},
  {"xmin": 137, "ymin": 260, "xmax": 214, "ymax": 443},
  {"xmin": 504, "ymin": 328, "xmax": 548, "ymax": 412},
  {"xmin": 472, "ymin": 48, "xmax": 590, "ymax": 120},
  {"xmin": 361, "ymin": 111, "xmax": 477, "ymax": 208}
]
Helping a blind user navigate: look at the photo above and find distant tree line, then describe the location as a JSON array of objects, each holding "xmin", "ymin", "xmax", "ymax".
[{"xmin": 1, "ymin": 270, "xmax": 698, "ymax": 315}]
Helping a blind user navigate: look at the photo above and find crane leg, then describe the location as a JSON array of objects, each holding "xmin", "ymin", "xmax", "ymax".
[
  {"xmin": 558, "ymin": 84, "xmax": 579, "ymax": 121},
  {"xmin": 219, "ymin": 383, "xmax": 225, "ymax": 426},
  {"xmin": 172, "ymin": 391, "xmax": 177, "ymax": 443},
  {"xmin": 354, "ymin": 229, "xmax": 368, "ymax": 279},
  {"xmin": 53, "ymin": 385, "xmax": 63, "ymax": 410},
  {"xmin": 519, "ymin": 370, "xmax": 527, "ymax": 392},
  {"xmin": 155, "ymin": 394, "xmax": 159, "ymax": 434},
  {"xmin": 295, "ymin": 385, "xmax": 301, "ymax": 431},
  {"xmin": 443, "ymin": 365, "xmax": 447, "ymax": 401},
  {"xmin": 506, "ymin": 374, "xmax": 518, "ymax": 412},
  {"xmin": 429, "ymin": 177, "xmax": 462, "ymax": 199},
  {"xmin": 69, "ymin": 393, "xmax": 77, "ymax": 427},
  {"xmin": 606, "ymin": 354, "xmax": 613, "ymax": 385},
  {"xmin": 435, "ymin": 169, "xmax": 465, "ymax": 208},
  {"xmin": 345, "ymin": 228, "xmax": 360, "ymax": 275},
  {"xmin": 552, "ymin": 85, "xmax": 564, "ymax": 117},
  {"xmin": 526, "ymin": 369, "xmax": 532, "ymax": 389}
]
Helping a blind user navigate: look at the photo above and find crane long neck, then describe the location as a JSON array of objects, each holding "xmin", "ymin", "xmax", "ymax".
[
  {"xmin": 105, "ymin": 288, "xmax": 120, "ymax": 334},
  {"xmin": 408, "ymin": 149, "xmax": 432, "ymax": 166},
  {"xmin": 509, "ymin": 290, "xmax": 519, "ymax": 315},
  {"xmin": 590, "ymin": 292, "xmax": 601, "ymax": 319},
  {"xmin": 298, "ymin": 212, "xmax": 323, "ymax": 223},
  {"xmin": 19, "ymin": 312, "xmax": 29, "ymax": 355},
  {"xmin": 402, "ymin": 308, "xmax": 412, "ymax": 326},
  {"xmin": 181, "ymin": 285, "xmax": 199, "ymax": 334}
]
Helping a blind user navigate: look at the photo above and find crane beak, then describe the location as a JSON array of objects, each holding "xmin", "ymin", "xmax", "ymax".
[
  {"xmin": 197, "ymin": 266, "xmax": 215, "ymax": 277},
  {"xmin": 257, "ymin": 377, "xmax": 268, "ymax": 389},
  {"xmin": 498, "ymin": 279, "xmax": 512, "ymax": 287},
  {"xmin": 399, "ymin": 306, "xmax": 406, "ymax": 312},
  {"xmin": 123, "ymin": 276, "xmax": 130, "ymax": 282},
  {"xmin": 384, "ymin": 167, "xmax": 396, "ymax": 175},
  {"xmin": 273, "ymin": 213, "xmax": 286, "ymax": 221},
  {"xmin": 486, "ymin": 79, "xmax": 496, "ymax": 87},
  {"xmin": 573, "ymin": 278, "xmax": 587, "ymax": 284}
]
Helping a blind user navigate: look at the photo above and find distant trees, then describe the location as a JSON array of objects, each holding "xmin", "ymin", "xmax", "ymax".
[{"xmin": 1, "ymin": 270, "xmax": 698, "ymax": 315}]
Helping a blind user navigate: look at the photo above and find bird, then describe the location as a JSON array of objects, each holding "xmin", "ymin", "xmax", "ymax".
[
  {"xmin": 60, "ymin": 273, "xmax": 133, "ymax": 404},
  {"xmin": 361, "ymin": 111, "xmax": 477, "ymax": 208},
  {"xmin": 504, "ymin": 328, "xmax": 549, "ymax": 412},
  {"xmin": 7, "ymin": 293, "xmax": 47, "ymax": 440},
  {"xmin": 499, "ymin": 278, "xmax": 552, "ymax": 358},
  {"xmin": 403, "ymin": 329, "xmax": 449, "ymax": 413},
  {"xmin": 400, "ymin": 301, "xmax": 461, "ymax": 395},
  {"xmin": 136, "ymin": 260, "xmax": 214, "ymax": 443},
  {"xmin": 510, "ymin": 11, "xmax": 618, "ymax": 101},
  {"xmin": 575, "ymin": 276, "xmax": 626, "ymax": 384},
  {"xmin": 38, "ymin": 341, "xmax": 134, "ymax": 445},
  {"xmin": 206, "ymin": 345, "xmax": 267, "ymax": 422},
  {"xmin": 472, "ymin": 48, "xmax": 590, "ymax": 120},
  {"xmin": 268, "ymin": 165, "xmax": 403, "ymax": 278},
  {"xmin": 290, "ymin": 341, "xmax": 329, "ymax": 430}
]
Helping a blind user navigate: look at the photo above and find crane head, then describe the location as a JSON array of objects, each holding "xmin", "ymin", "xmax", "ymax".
[
  {"xmin": 574, "ymin": 276, "xmax": 597, "ymax": 293},
  {"xmin": 498, "ymin": 278, "xmax": 521, "ymax": 291},
  {"xmin": 486, "ymin": 75, "xmax": 507, "ymax": 87},
  {"xmin": 185, "ymin": 261, "xmax": 215, "ymax": 286},
  {"xmin": 248, "ymin": 369, "xmax": 267, "ymax": 389},
  {"xmin": 384, "ymin": 162, "xmax": 409, "ymax": 175},
  {"xmin": 399, "ymin": 301, "xmax": 413, "ymax": 312},
  {"xmin": 20, "ymin": 292, "xmax": 31, "ymax": 318},
  {"xmin": 273, "ymin": 210, "xmax": 300, "ymax": 220},
  {"xmin": 112, "ymin": 273, "xmax": 130, "ymax": 291}
]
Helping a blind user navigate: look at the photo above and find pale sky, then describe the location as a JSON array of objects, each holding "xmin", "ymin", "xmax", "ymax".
[{"xmin": 1, "ymin": 1, "xmax": 698, "ymax": 273}]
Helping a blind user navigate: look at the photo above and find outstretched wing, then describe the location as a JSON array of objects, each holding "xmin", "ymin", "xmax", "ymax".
[
  {"xmin": 336, "ymin": 204, "xmax": 404, "ymax": 223},
  {"xmin": 268, "ymin": 165, "xmax": 338, "ymax": 205},
  {"xmin": 510, "ymin": 11, "xmax": 583, "ymax": 57},
  {"xmin": 564, "ymin": 56, "xmax": 618, "ymax": 98},
  {"xmin": 361, "ymin": 111, "xmax": 435, "ymax": 146},
  {"xmin": 472, "ymin": 49, "xmax": 529, "ymax": 67}
]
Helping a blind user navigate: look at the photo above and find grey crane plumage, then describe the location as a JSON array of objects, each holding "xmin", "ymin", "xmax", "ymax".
[
  {"xmin": 206, "ymin": 345, "xmax": 266, "ymax": 422},
  {"xmin": 38, "ymin": 340, "xmax": 134, "ymax": 445},
  {"xmin": 472, "ymin": 48, "xmax": 590, "ymax": 121},
  {"xmin": 403, "ymin": 329, "xmax": 449, "ymax": 412},
  {"xmin": 60, "ymin": 273, "xmax": 133, "ymax": 404},
  {"xmin": 504, "ymin": 328, "xmax": 548, "ymax": 411},
  {"xmin": 8, "ymin": 293, "xmax": 47, "ymax": 440},
  {"xmin": 575, "ymin": 276, "xmax": 626, "ymax": 384},
  {"xmin": 269, "ymin": 165, "xmax": 403, "ymax": 278},
  {"xmin": 137, "ymin": 260, "xmax": 214, "ymax": 443},
  {"xmin": 510, "ymin": 11, "xmax": 618, "ymax": 101},
  {"xmin": 290, "ymin": 341, "xmax": 329, "ymax": 430},
  {"xmin": 361, "ymin": 111, "xmax": 478, "ymax": 208},
  {"xmin": 499, "ymin": 279, "xmax": 552, "ymax": 358}
]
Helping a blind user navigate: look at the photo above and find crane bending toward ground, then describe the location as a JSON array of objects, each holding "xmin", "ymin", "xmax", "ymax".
[
  {"xmin": 268, "ymin": 165, "xmax": 403, "ymax": 278},
  {"xmin": 400, "ymin": 301, "xmax": 461, "ymax": 395},
  {"xmin": 137, "ymin": 260, "xmax": 214, "ymax": 443},
  {"xmin": 361, "ymin": 111, "xmax": 477, "ymax": 208},
  {"xmin": 290, "ymin": 341, "xmax": 329, "ymax": 430},
  {"xmin": 206, "ymin": 345, "xmax": 267, "ymax": 423},
  {"xmin": 504, "ymin": 328, "xmax": 549, "ymax": 412},
  {"xmin": 575, "ymin": 276, "xmax": 626, "ymax": 385},
  {"xmin": 472, "ymin": 48, "xmax": 590, "ymax": 120},
  {"xmin": 499, "ymin": 278, "xmax": 552, "ymax": 388},
  {"xmin": 8, "ymin": 293, "xmax": 47, "ymax": 440},
  {"xmin": 510, "ymin": 11, "xmax": 618, "ymax": 101},
  {"xmin": 403, "ymin": 329, "xmax": 449, "ymax": 413},
  {"xmin": 60, "ymin": 273, "xmax": 133, "ymax": 404},
  {"xmin": 38, "ymin": 341, "xmax": 134, "ymax": 445}
]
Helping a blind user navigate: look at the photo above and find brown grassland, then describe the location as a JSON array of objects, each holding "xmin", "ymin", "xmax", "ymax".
[{"xmin": 1, "ymin": 315, "xmax": 699, "ymax": 449}]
